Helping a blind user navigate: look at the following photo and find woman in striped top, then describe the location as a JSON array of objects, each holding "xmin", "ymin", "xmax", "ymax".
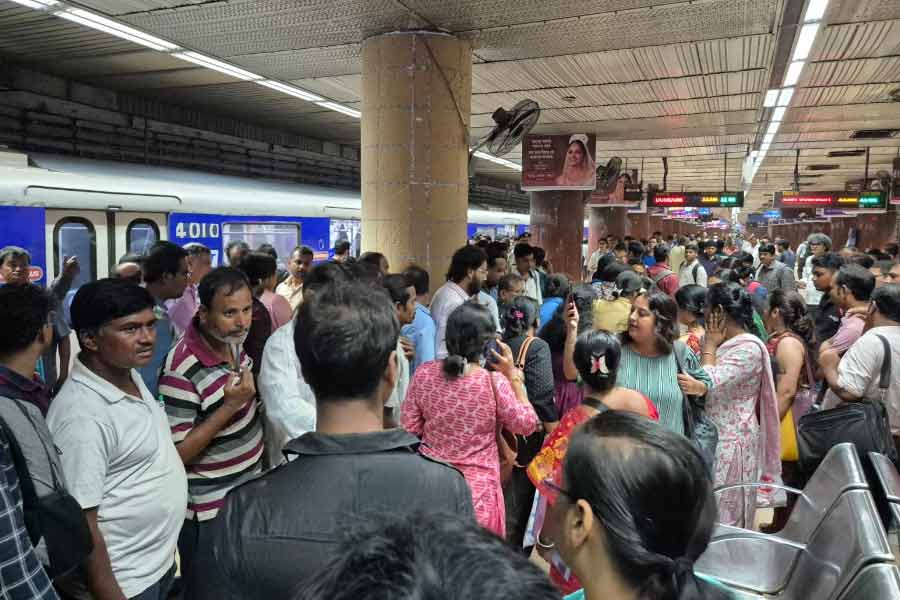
[{"xmin": 616, "ymin": 290, "xmax": 712, "ymax": 434}]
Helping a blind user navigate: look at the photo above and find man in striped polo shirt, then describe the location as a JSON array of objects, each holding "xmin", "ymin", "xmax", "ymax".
[{"xmin": 159, "ymin": 267, "xmax": 263, "ymax": 600}]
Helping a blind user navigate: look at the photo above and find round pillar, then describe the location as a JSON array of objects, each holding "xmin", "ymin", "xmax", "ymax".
[
  {"xmin": 530, "ymin": 191, "xmax": 587, "ymax": 281},
  {"xmin": 588, "ymin": 206, "xmax": 631, "ymax": 248},
  {"xmin": 361, "ymin": 32, "xmax": 472, "ymax": 288}
]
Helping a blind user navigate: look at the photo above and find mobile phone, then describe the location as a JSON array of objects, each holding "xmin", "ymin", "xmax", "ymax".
[{"xmin": 483, "ymin": 339, "xmax": 501, "ymax": 364}]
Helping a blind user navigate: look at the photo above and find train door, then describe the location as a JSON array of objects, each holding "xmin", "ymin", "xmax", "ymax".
[
  {"xmin": 44, "ymin": 210, "xmax": 108, "ymax": 306},
  {"xmin": 115, "ymin": 212, "xmax": 168, "ymax": 261}
]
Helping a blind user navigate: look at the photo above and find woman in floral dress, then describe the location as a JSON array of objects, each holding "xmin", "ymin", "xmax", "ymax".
[
  {"xmin": 402, "ymin": 302, "xmax": 538, "ymax": 536},
  {"xmin": 701, "ymin": 283, "xmax": 781, "ymax": 528}
]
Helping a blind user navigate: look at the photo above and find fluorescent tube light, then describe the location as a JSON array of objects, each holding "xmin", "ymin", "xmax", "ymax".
[
  {"xmin": 59, "ymin": 8, "xmax": 179, "ymax": 51},
  {"xmin": 804, "ymin": 0, "xmax": 829, "ymax": 22},
  {"xmin": 766, "ymin": 121, "xmax": 781, "ymax": 137},
  {"xmin": 472, "ymin": 150, "xmax": 522, "ymax": 171},
  {"xmin": 315, "ymin": 102, "xmax": 361, "ymax": 119},
  {"xmin": 792, "ymin": 23, "xmax": 819, "ymax": 61},
  {"xmin": 763, "ymin": 133, "xmax": 775, "ymax": 145},
  {"xmin": 7, "ymin": 0, "xmax": 58, "ymax": 7},
  {"xmin": 257, "ymin": 80, "xmax": 323, "ymax": 102},
  {"xmin": 174, "ymin": 52, "xmax": 261, "ymax": 81},
  {"xmin": 777, "ymin": 87, "xmax": 794, "ymax": 106},
  {"xmin": 772, "ymin": 106, "xmax": 786, "ymax": 122},
  {"xmin": 784, "ymin": 61, "xmax": 805, "ymax": 87},
  {"xmin": 764, "ymin": 89, "xmax": 779, "ymax": 108}
]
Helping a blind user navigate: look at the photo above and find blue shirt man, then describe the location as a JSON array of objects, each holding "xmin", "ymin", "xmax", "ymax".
[{"xmin": 401, "ymin": 303, "xmax": 436, "ymax": 375}]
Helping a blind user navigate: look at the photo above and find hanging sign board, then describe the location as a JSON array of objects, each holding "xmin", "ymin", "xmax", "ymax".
[
  {"xmin": 774, "ymin": 190, "xmax": 886, "ymax": 210},
  {"xmin": 522, "ymin": 133, "xmax": 597, "ymax": 191},
  {"xmin": 648, "ymin": 191, "xmax": 743, "ymax": 208}
]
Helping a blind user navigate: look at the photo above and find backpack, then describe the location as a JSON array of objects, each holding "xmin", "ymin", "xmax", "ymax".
[
  {"xmin": 0, "ymin": 397, "xmax": 92, "ymax": 579},
  {"xmin": 652, "ymin": 268, "xmax": 675, "ymax": 292}
]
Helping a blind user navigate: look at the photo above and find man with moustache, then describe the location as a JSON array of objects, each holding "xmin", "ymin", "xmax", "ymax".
[
  {"xmin": 158, "ymin": 267, "xmax": 262, "ymax": 600},
  {"xmin": 429, "ymin": 245, "xmax": 489, "ymax": 359},
  {"xmin": 48, "ymin": 279, "xmax": 187, "ymax": 600}
]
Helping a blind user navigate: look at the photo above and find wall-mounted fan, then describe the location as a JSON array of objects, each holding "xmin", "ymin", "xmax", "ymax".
[
  {"xmin": 468, "ymin": 99, "xmax": 540, "ymax": 174},
  {"xmin": 596, "ymin": 157, "xmax": 622, "ymax": 193}
]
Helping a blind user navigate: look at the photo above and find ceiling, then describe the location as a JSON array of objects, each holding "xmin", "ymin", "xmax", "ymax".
[{"xmin": 1, "ymin": 0, "xmax": 899, "ymax": 214}]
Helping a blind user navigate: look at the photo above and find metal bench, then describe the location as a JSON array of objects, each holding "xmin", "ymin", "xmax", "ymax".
[
  {"xmin": 705, "ymin": 490, "xmax": 894, "ymax": 600},
  {"xmin": 696, "ymin": 443, "xmax": 868, "ymax": 594},
  {"xmin": 836, "ymin": 564, "xmax": 900, "ymax": 600},
  {"xmin": 867, "ymin": 452, "xmax": 900, "ymax": 545}
]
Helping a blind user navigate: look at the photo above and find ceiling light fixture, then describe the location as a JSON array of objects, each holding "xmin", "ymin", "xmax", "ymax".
[
  {"xmin": 174, "ymin": 51, "xmax": 261, "ymax": 81},
  {"xmin": 315, "ymin": 102, "xmax": 361, "ymax": 119},
  {"xmin": 792, "ymin": 23, "xmax": 819, "ymax": 61},
  {"xmin": 784, "ymin": 61, "xmax": 805, "ymax": 87},
  {"xmin": 472, "ymin": 150, "xmax": 523, "ymax": 171},
  {"xmin": 763, "ymin": 133, "xmax": 775, "ymax": 145},
  {"xmin": 777, "ymin": 87, "xmax": 794, "ymax": 106},
  {"xmin": 772, "ymin": 106, "xmax": 786, "ymax": 122},
  {"xmin": 257, "ymin": 80, "xmax": 323, "ymax": 102},
  {"xmin": 804, "ymin": 0, "xmax": 829, "ymax": 22},
  {"xmin": 7, "ymin": 0, "xmax": 58, "ymax": 7},
  {"xmin": 764, "ymin": 89, "xmax": 779, "ymax": 108},
  {"xmin": 59, "ymin": 8, "xmax": 179, "ymax": 51}
]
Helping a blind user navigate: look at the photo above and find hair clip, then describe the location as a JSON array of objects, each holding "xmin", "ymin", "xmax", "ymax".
[
  {"xmin": 590, "ymin": 354, "xmax": 609, "ymax": 376},
  {"xmin": 512, "ymin": 310, "xmax": 525, "ymax": 320}
]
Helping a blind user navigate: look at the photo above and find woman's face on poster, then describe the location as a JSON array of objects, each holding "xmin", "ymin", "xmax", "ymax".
[{"xmin": 565, "ymin": 142, "xmax": 585, "ymax": 168}]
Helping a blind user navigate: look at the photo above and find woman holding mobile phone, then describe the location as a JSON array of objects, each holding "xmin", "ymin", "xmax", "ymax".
[{"xmin": 402, "ymin": 301, "xmax": 539, "ymax": 537}]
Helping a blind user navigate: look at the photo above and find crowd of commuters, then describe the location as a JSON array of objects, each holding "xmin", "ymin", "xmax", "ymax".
[{"xmin": 0, "ymin": 224, "xmax": 898, "ymax": 600}]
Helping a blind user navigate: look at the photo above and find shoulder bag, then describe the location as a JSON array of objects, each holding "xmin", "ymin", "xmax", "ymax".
[
  {"xmin": 797, "ymin": 334, "xmax": 897, "ymax": 474},
  {"xmin": 0, "ymin": 398, "xmax": 92, "ymax": 580},
  {"xmin": 673, "ymin": 341, "xmax": 719, "ymax": 475}
]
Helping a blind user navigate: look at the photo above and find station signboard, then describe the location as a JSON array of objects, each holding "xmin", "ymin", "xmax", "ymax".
[
  {"xmin": 648, "ymin": 191, "xmax": 743, "ymax": 208},
  {"xmin": 774, "ymin": 191, "xmax": 886, "ymax": 210}
]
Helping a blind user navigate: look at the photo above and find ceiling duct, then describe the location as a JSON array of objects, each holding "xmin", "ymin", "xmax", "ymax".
[
  {"xmin": 827, "ymin": 150, "xmax": 866, "ymax": 158},
  {"xmin": 850, "ymin": 129, "xmax": 900, "ymax": 140},
  {"xmin": 806, "ymin": 164, "xmax": 841, "ymax": 171}
]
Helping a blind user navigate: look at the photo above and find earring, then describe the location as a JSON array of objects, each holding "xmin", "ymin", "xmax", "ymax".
[{"xmin": 535, "ymin": 533, "xmax": 555, "ymax": 550}]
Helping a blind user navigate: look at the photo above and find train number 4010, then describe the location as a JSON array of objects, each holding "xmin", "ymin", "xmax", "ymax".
[{"xmin": 175, "ymin": 222, "xmax": 220, "ymax": 239}]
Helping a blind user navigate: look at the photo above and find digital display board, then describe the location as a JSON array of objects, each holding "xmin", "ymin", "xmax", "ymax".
[
  {"xmin": 774, "ymin": 191, "xmax": 886, "ymax": 210},
  {"xmin": 648, "ymin": 191, "xmax": 743, "ymax": 208}
]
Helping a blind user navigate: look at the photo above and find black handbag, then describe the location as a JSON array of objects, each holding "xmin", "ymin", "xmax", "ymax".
[
  {"xmin": 797, "ymin": 334, "xmax": 897, "ymax": 474},
  {"xmin": 673, "ymin": 342, "xmax": 719, "ymax": 474}
]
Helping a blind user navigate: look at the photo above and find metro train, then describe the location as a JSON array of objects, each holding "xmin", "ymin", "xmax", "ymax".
[{"xmin": 0, "ymin": 152, "xmax": 530, "ymax": 297}]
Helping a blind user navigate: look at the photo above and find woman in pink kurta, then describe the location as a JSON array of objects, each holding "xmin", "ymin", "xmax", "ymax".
[
  {"xmin": 701, "ymin": 283, "xmax": 781, "ymax": 529},
  {"xmin": 402, "ymin": 302, "xmax": 538, "ymax": 536}
]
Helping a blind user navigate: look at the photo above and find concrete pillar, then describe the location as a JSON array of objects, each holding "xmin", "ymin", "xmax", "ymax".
[
  {"xmin": 587, "ymin": 206, "xmax": 630, "ymax": 250},
  {"xmin": 361, "ymin": 32, "xmax": 472, "ymax": 288},
  {"xmin": 530, "ymin": 191, "xmax": 586, "ymax": 281}
]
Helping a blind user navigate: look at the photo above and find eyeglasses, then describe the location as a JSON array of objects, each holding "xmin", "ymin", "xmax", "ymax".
[{"xmin": 542, "ymin": 478, "xmax": 573, "ymax": 501}]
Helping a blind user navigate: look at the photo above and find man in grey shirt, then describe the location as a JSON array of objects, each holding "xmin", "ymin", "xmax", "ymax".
[{"xmin": 756, "ymin": 242, "xmax": 796, "ymax": 293}]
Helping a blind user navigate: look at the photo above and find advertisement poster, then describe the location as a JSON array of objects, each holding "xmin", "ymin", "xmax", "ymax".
[
  {"xmin": 589, "ymin": 177, "xmax": 643, "ymax": 208},
  {"xmin": 522, "ymin": 133, "xmax": 597, "ymax": 191}
]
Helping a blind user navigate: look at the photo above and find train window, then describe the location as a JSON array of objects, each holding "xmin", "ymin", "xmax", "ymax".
[
  {"xmin": 222, "ymin": 222, "xmax": 300, "ymax": 269},
  {"xmin": 53, "ymin": 217, "xmax": 97, "ymax": 321},
  {"xmin": 126, "ymin": 219, "xmax": 159, "ymax": 255}
]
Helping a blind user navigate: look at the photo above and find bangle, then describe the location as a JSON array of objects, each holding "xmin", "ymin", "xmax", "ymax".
[
  {"xmin": 508, "ymin": 371, "xmax": 525, "ymax": 385},
  {"xmin": 702, "ymin": 351, "xmax": 715, "ymax": 357}
]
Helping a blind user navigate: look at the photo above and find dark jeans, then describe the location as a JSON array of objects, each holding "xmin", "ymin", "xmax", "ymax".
[
  {"xmin": 177, "ymin": 517, "xmax": 220, "ymax": 600},
  {"xmin": 130, "ymin": 563, "xmax": 176, "ymax": 600}
]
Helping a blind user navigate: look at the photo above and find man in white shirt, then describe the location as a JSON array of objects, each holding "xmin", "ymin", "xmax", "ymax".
[
  {"xmin": 382, "ymin": 274, "xmax": 416, "ymax": 426},
  {"xmin": 586, "ymin": 239, "xmax": 610, "ymax": 280},
  {"xmin": 430, "ymin": 245, "xmax": 488, "ymax": 359},
  {"xmin": 48, "ymin": 279, "xmax": 187, "ymax": 600},
  {"xmin": 275, "ymin": 245, "xmax": 313, "ymax": 312},
  {"xmin": 820, "ymin": 284, "xmax": 900, "ymax": 435},
  {"xmin": 798, "ymin": 233, "xmax": 831, "ymax": 310},
  {"xmin": 741, "ymin": 234, "xmax": 760, "ymax": 268},
  {"xmin": 513, "ymin": 243, "xmax": 543, "ymax": 304},
  {"xmin": 678, "ymin": 243, "xmax": 707, "ymax": 287}
]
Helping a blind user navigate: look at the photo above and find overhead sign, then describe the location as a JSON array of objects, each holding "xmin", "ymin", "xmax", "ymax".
[
  {"xmin": 648, "ymin": 191, "xmax": 743, "ymax": 208},
  {"xmin": 589, "ymin": 177, "xmax": 642, "ymax": 207},
  {"xmin": 522, "ymin": 134, "xmax": 597, "ymax": 191},
  {"xmin": 774, "ymin": 191, "xmax": 886, "ymax": 210}
]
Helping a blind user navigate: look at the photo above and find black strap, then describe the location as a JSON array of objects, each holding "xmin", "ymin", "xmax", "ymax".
[
  {"xmin": 581, "ymin": 396, "xmax": 610, "ymax": 413},
  {"xmin": 692, "ymin": 263, "xmax": 700, "ymax": 283},
  {"xmin": 876, "ymin": 334, "xmax": 892, "ymax": 398},
  {"xmin": 652, "ymin": 269, "xmax": 673, "ymax": 285}
]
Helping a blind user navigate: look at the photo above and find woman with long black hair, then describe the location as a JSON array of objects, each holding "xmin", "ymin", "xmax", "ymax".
[{"xmin": 538, "ymin": 411, "xmax": 732, "ymax": 600}]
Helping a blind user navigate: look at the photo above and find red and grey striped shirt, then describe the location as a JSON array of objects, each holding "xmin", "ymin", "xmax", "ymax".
[{"xmin": 159, "ymin": 320, "xmax": 263, "ymax": 521}]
